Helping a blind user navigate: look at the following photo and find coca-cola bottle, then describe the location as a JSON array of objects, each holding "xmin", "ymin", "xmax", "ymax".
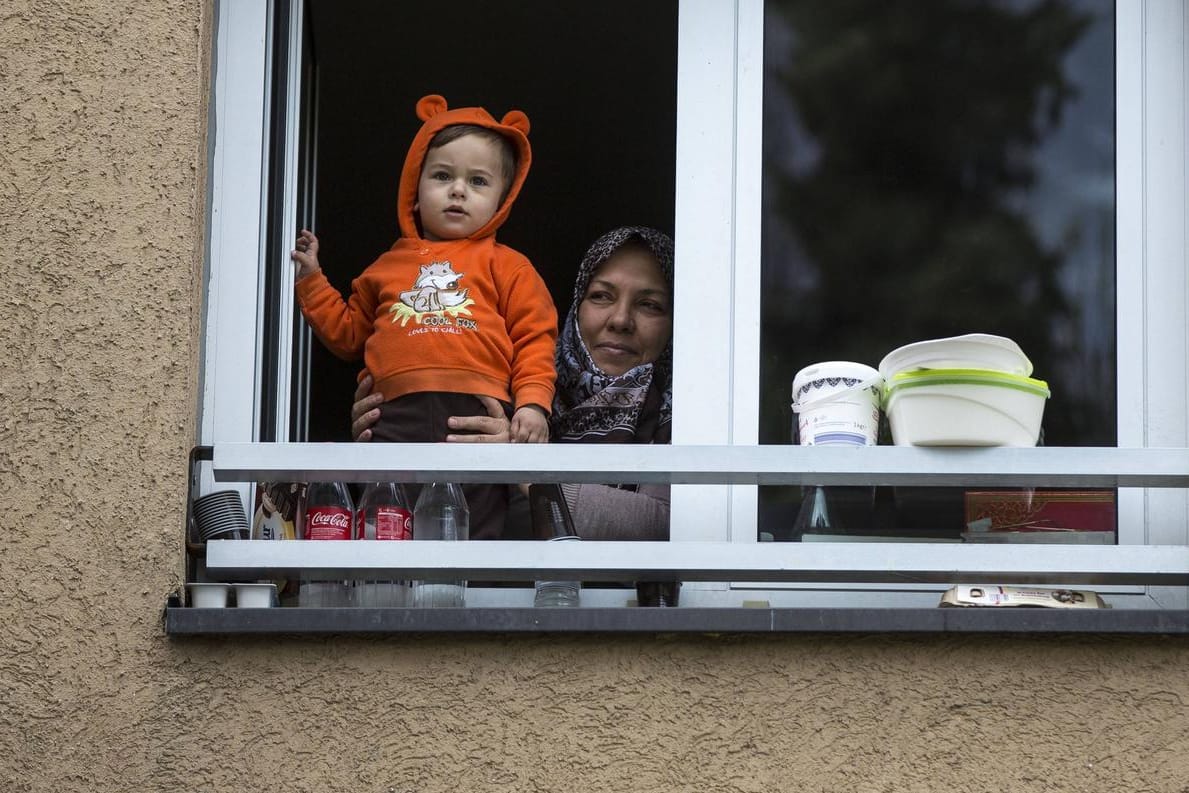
[
  {"xmin": 411, "ymin": 482, "xmax": 469, "ymax": 607},
  {"xmin": 299, "ymin": 481, "xmax": 354, "ymax": 607},
  {"xmin": 355, "ymin": 481, "xmax": 413, "ymax": 607}
]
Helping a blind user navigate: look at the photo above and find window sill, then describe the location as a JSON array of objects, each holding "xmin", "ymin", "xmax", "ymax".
[{"xmin": 163, "ymin": 605, "xmax": 1189, "ymax": 636}]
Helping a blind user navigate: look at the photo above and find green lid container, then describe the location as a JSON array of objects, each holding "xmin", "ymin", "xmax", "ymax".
[{"xmin": 884, "ymin": 368, "xmax": 1050, "ymax": 405}]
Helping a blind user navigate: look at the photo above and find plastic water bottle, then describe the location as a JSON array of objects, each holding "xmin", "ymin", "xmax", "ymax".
[
  {"xmin": 790, "ymin": 485, "xmax": 841, "ymax": 540},
  {"xmin": 533, "ymin": 498, "xmax": 581, "ymax": 608},
  {"xmin": 355, "ymin": 481, "xmax": 413, "ymax": 607},
  {"xmin": 411, "ymin": 482, "xmax": 469, "ymax": 607},
  {"xmin": 299, "ymin": 481, "xmax": 354, "ymax": 607}
]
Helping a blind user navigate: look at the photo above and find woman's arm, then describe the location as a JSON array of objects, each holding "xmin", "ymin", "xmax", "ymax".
[{"xmin": 560, "ymin": 483, "xmax": 670, "ymax": 541}]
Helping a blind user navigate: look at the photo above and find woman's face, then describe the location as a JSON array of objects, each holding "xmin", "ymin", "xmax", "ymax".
[{"xmin": 578, "ymin": 246, "xmax": 672, "ymax": 376}]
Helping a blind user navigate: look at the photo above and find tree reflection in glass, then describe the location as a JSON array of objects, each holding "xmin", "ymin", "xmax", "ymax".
[{"xmin": 760, "ymin": 0, "xmax": 1116, "ymax": 537}]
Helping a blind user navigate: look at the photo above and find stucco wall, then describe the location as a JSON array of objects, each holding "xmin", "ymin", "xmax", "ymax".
[{"xmin": 2, "ymin": 2, "xmax": 1189, "ymax": 792}]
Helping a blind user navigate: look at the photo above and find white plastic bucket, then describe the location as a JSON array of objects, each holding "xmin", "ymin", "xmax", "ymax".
[{"xmin": 791, "ymin": 361, "xmax": 883, "ymax": 446}]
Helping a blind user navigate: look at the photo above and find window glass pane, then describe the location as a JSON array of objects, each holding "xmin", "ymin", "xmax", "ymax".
[{"xmin": 760, "ymin": 1, "xmax": 1116, "ymax": 537}]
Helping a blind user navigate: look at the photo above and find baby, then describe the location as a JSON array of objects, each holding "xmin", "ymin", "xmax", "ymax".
[{"xmin": 292, "ymin": 94, "xmax": 557, "ymax": 538}]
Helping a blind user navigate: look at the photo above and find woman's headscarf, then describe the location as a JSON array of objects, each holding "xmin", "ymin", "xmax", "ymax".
[{"xmin": 551, "ymin": 226, "xmax": 674, "ymax": 444}]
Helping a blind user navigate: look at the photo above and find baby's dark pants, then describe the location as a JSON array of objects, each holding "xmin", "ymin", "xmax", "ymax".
[{"xmin": 371, "ymin": 391, "xmax": 511, "ymax": 541}]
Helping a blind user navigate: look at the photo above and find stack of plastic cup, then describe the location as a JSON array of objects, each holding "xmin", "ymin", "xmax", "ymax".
[{"xmin": 192, "ymin": 490, "xmax": 250, "ymax": 541}]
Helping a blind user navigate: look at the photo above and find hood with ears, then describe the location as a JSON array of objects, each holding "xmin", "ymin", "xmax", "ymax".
[{"xmin": 397, "ymin": 94, "xmax": 532, "ymax": 241}]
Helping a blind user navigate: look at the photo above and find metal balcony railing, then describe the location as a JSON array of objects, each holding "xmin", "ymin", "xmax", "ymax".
[{"xmin": 202, "ymin": 443, "xmax": 1189, "ymax": 588}]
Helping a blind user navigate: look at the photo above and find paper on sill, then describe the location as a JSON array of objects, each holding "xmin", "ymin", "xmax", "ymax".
[{"xmin": 939, "ymin": 584, "xmax": 1109, "ymax": 609}]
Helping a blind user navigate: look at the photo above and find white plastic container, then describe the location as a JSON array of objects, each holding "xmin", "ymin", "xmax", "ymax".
[
  {"xmin": 791, "ymin": 361, "xmax": 883, "ymax": 446},
  {"xmin": 878, "ymin": 333, "xmax": 1032, "ymax": 379},
  {"xmin": 233, "ymin": 583, "xmax": 277, "ymax": 608},
  {"xmin": 884, "ymin": 368, "xmax": 1049, "ymax": 447},
  {"xmin": 186, "ymin": 582, "xmax": 231, "ymax": 608}
]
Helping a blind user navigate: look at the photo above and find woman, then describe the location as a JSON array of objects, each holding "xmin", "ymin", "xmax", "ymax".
[{"xmin": 352, "ymin": 226, "xmax": 674, "ymax": 540}]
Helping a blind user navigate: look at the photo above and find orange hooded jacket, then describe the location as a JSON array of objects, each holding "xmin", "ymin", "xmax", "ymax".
[{"xmin": 295, "ymin": 95, "xmax": 557, "ymax": 412}]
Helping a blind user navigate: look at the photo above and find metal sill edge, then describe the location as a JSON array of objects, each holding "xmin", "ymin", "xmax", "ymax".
[{"xmin": 164, "ymin": 606, "xmax": 1189, "ymax": 636}]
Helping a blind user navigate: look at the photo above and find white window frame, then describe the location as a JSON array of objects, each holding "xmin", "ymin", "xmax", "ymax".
[{"xmin": 200, "ymin": 0, "xmax": 1189, "ymax": 610}]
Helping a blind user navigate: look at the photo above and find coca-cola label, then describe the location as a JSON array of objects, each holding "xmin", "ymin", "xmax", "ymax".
[
  {"xmin": 357, "ymin": 506, "xmax": 413, "ymax": 541},
  {"xmin": 305, "ymin": 506, "xmax": 352, "ymax": 541}
]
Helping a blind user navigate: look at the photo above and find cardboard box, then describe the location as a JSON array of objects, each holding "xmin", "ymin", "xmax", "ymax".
[
  {"xmin": 252, "ymin": 481, "xmax": 305, "ymax": 540},
  {"xmin": 939, "ymin": 585, "xmax": 1109, "ymax": 609},
  {"xmin": 962, "ymin": 530, "xmax": 1115, "ymax": 545},
  {"xmin": 252, "ymin": 482, "xmax": 306, "ymax": 603},
  {"xmin": 964, "ymin": 489, "xmax": 1115, "ymax": 534}
]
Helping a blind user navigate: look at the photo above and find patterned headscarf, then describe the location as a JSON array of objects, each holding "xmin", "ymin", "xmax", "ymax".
[{"xmin": 551, "ymin": 227, "xmax": 675, "ymax": 444}]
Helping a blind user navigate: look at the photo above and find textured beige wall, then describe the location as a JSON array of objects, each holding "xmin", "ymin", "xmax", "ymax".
[{"xmin": 3, "ymin": 2, "xmax": 1189, "ymax": 792}]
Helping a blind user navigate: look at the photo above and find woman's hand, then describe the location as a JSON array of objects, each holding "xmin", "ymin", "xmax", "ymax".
[
  {"xmin": 446, "ymin": 395, "xmax": 511, "ymax": 443},
  {"xmin": 350, "ymin": 373, "xmax": 384, "ymax": 442}
]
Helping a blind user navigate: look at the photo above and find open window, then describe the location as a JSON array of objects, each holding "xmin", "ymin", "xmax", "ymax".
[
  {"xmin": 266, "ymin": 0, "xmax": 678, "ymax": 443},
  {"xmin": 199, "ymin": 0, "xmax": 1189, "ymax": 615}
]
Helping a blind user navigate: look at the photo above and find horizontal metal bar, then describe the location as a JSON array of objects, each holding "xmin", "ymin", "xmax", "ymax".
[
  {"xmin": 205, "ymin": 540, "xmax": 1189, "ymax": 586},
  {"xmin": 211, "ymin": 443, "xmax": 1189, "ymax": 488}
]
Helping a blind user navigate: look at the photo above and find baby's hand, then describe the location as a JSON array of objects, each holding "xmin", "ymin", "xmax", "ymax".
[
  {"xmin": 291, "ymin": 229, "xmax": 321, "ymax": 280},
  {"xmin": 510, "ymin": 405, "xmax": 549, "ymax": 444}
]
